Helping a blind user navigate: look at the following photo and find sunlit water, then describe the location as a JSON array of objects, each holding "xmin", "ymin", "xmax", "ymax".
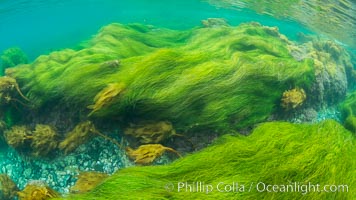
[
  {"xmin": 0, "ymin": 0, "xmax": 317, "ymax": 60},
  {"xmin": 0, "ymin": 0, "xmax": 355, "ymax": 197}
]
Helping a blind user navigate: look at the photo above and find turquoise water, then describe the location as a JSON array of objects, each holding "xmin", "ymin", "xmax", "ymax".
[{"xmin": 0, "ymin": 0, "xmax": 313, "ymax": 60}]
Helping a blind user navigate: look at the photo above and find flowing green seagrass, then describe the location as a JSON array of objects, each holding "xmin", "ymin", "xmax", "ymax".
[
  {"xmin": 55, "ymin": 120, "xmax": 355, "ymax": 200},
  {"xmin": 340, "ymin": 91, "xmax": 356, "ymax": 133},
  {"xmin": 0, "ymin": 47, "xmax": 28, "ymax": 76},
  {"xmin": 8, "ymin": 23, "xmax": 315, "ymax": 131}
]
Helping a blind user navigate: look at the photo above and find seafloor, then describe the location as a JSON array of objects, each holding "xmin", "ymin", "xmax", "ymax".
[{"xmin": 0, "ymin": 19, "xmax": 355, "ymax": 200}]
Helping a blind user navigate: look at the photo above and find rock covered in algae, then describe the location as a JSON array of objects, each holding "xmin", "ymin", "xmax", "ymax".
[
  {"xmin": 4, "ymin": 125, "xmax": 32, "ymax": 151},
  {"xmin": 281, "ymin": 88, "xmax": 306, "ymax": 110},
  {"xmin": 99, "ymin": 59, "xmax": 121, "ymax": 68},
  {"xmin": 4, "ymin": 124, "xmax": 59, "ymax": 157},
  {"xmin": 201, "ymin": 18, "xmax": 229, "ymax": 28},
  {"xmin": 4, "ymin": 120, "xmax": 118, "ymax": 157},
  {"xmin": 124, "ymin": 121, "xmax": 177, "ymax": 144},
  {"xmin": 7, "ymin": 22, "xmax": 355, "ymax": 132},
  {"xmin": 126, "ymin": 144, "xmax": 180, "ymax": 165},
  {"xmin": 288, "ymin": 38, "xmax": 355, "ymax": 107},
  {"xmin": 59, "ymin": 121, "xmax": 98, "ymax": 155},
  {"xmin": 31, "ymin": 124, "xmax": 59, "ymax": 157},
  {"xmin": 70, "ymin": 172, "xmax": 109, "ymax": 194},
  {"xmin": 0, "ymin": 174, "xmax": 19, "ymax": 200},
  {"xmin": 17, "ymin": 181, "xmax": 59, "ymax": 200}
]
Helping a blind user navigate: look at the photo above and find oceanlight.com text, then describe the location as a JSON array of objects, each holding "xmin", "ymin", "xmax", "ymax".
[
  {"xmin": 164, "ymin": 182, "xmax": 349, "ymax": 195},
  {"xmin": 255, "ymin": 182, "xmax": 348, "ymax": 195}
]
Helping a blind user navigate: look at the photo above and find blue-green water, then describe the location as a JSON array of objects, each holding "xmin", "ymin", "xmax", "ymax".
[
  {"xmin": 0, "ymin": 0, "xmax": 355, "ymax": 199},
  {"xmin": 0, "ymin": 0, "xmax": 313, "ymax": 60}
]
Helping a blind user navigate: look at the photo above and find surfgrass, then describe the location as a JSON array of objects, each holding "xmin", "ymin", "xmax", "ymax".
[
  {"xmin": 8, "ymin": 23, "xmax": 314, "ymax": 131},
  {"xmin": 340, "ymin": 91, "xmax": 356, "ymax": 133},
  {"xmin": 55, "ymin": 120, "xmax": 355, "ymax": 200}
]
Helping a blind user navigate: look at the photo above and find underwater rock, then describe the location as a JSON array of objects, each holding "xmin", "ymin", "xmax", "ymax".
[
  {"xmin": 70, "ymin": 171, "xmax": 109, "ymax": 194},
  {"xmin": 59, "ymin": 121, "xmax": 98, "ymax": 155},
  {"xmin": 7, "ymin": 23, "xmax": 316, "ymax": 131},
  {"xmin": 283, "ymin": 106, "xmax": 342, "ymax": 124},
  {"xmin": 312, "ymin": 40, "xmax": 353, "ymax": 89},
  {"xmin": 201, "ymin": 18, "xmax": 229, "ymax": 28},
  {"xmin": 0, "ymin": 174, "xmax": 19, "ymax": 200},
  {"xmin": 7, "ymin": 22, "xmax": 355, "ymax": 133},
  {"xmin": 31, "ymin": 124, "xmax": 59, "ymax": 157},
  {"xmin": 316, "ymin": 107, "xmax": 342, "ymax": 122},
  {"xmin": 299, "ymin": 108, "xmax": 318, "ymax": 122},
  {"xmin": 288, "ymin": 39, "xmax": 355, "ymax": 108},
  {"xmin": 124, "ymin": 121, "xmax": 177, "ymax": 144},
  {"xmin": 126, "ymin": 144, "xmax": 180, "ymax": 165},
  {"xmin": 0, "ymin": 135, "xmax": 129, "ymax": 194},
  {"xmin": 281, "ymin": 88, "xmax": 306, "ymax": 110},
  {"xmin": 100, "ymin": 59, "xmax": 120, "ymax": 68},
  {"xmin": 18, "ymin": 181, "xmax": 59, "ymax": 200}
]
